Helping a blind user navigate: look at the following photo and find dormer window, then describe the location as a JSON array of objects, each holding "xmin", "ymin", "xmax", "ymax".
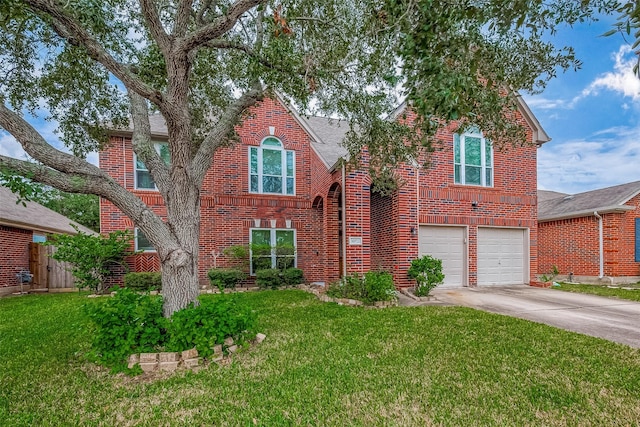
[
  {"xmin": 454, "ymin": 131, "xmax": 493, "ymax": 187},
  {"xmin": 249, "ymin": 137, "xmax": 295, "ymax": 195}
]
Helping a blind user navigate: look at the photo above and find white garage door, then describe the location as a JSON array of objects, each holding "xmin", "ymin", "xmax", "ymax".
[
  {"xmin": 477, "ymin": 228, "xmax": 526, "ymax": 285},
  {"xmin": 418, "ymin": 226, "xmax": 465, "ymax": 287}
]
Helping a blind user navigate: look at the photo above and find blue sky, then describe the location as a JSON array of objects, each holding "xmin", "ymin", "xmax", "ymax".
[
  {"xmin": 1, "ymin": 14, "xmax": 639, "ymax": 195},
  {"xmin": 525, "ymin": 14, "xmax": 640, "ymax": 194}
]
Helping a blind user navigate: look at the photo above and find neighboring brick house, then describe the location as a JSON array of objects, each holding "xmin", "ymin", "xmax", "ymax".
[
  {"xmin": 0, "ymin": 185, "xmax": 94, "ymax": 295},
  {"xmin": 100, "ymin": 95, "xmax": 548, "ymax": 289},
  {"xmin": 538, "ymin": 181, "xmax": 640, "ymax": 284}
]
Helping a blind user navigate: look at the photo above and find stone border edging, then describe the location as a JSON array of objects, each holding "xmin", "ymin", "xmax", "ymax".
[
  {"xmin": 127, "ymin": 333, "xmax": 266, "ymax": 373},
  {"xmin": 398, "ymin": 288, "xmax": 437, "ymax": 302},
  {"xmin": 297, "ymin": 284, "xmax": 398, "ymax": 308}
]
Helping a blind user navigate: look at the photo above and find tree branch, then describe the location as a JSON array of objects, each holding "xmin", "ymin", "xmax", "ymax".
[
  {"xmin": 178, "ymin": 0, "xmax": 265, "ymax": 52},
  {"xmin": 191, "ymin": 85, "xmax": 264, "ymax": 183},
  {"xmin": 202, "ymin": 39, "xmax": 303, "ymax": 75},
  {"xmin": 139, "ymin": 0, "xmax": 172, "ymax": 54},
  {"xmin": 0, "ymin": 102, "xmax": 105, "ymax": 178},
  {"xmin": 174, "ymin": 0, "xmax": 194, "ymax": 38},
  {"xmin": 22, "ymin": 0, "xmax": 164, "ymax": 106},
  {"xmin": 195, "ymin": 0, "xmax": 214, "ymax": 25},
  {"xmin": 128, "ymin": 92, "xmax": 171, "ymax": 198}
]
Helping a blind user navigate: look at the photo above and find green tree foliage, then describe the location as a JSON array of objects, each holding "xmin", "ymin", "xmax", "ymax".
[
  {"xmin": 1, "ymin": 173, "xmax": 99, "ymax": 230},
  {"xmin": 1, "ymin": 0, "xmax": 634, "ymax": 315},
  {"xmin": 37, "ymin": 190, "xmax": 99, "ymax": 231},
  {"xmin": 46, "ymin": 227, "xmax": 134, "ymax": 293}
]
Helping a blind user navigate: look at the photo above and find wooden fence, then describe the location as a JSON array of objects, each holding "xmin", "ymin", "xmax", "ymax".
[{"xmin": 29, "ymin": 243, "xmax": 75, "ymax": 290}]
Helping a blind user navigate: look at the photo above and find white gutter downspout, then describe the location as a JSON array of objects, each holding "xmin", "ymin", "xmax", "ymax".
[
  {"xmin": 342, "ymin": 162, "xmax": 347, "ymax": 278},
  {"xmin": 594, "ymin": 211, "xmax": 604, "ymax": 279}
]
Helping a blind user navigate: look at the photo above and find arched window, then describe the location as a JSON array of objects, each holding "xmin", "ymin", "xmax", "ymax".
[
  {"xmin": 249, "ymin": 137, "xmax": 295, "ymax": 195},
  {"xmin": 454, "ymin": 130, "xmax": 493, "ymax": 187}
]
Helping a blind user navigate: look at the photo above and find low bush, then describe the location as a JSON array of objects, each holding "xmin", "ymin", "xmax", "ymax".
[
  {"xmin": 281, "ymin": 268, "xmax": 304, "ymax": 286},
  {"xmin": 123, "ymin": 272, "xmax": 162, "ymax": 292},
  {"xmin": 85, "ymin": 290, "xmax": 258, "ymax": 372},
  {"xmin": 363, "ymin": 271, "xmax": 396, "ymax": 303},
  {"xmin": 207, "ymin": 268, "xmax": 246, "ymax": 291},
  {"xmin": 165, "ymin": 295, "xmax": 257, "ymax": 358},
  {"xmin": 255, "ymin": 268, "xmax": 283, "ymax": 289},
  {"xmin": 327, "ymin": 271, "xmax": 396, "ymax": 304},
  {"xmin": 84, "ymin": 287, "xmax": 167, "ymax": 371},
  {"xmin": 408, "ymin": 255, "xmax": 445, "ymax": 296}
]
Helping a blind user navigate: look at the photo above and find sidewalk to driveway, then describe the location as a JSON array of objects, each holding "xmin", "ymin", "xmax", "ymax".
[{"xmin": 400, "ymin": 285, "xmax": 640, "ymax": 348}]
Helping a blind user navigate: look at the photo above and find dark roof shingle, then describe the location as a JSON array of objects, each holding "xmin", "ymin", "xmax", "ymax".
[{"xmin": 538, "ymin": 181, "xmax": 640, "ymax": 221}]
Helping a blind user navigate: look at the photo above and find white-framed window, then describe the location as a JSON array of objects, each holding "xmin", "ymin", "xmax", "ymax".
[
  {"xmin": 249, "ymin": 137, "xmax": 295, "ymax": 195},
  {"xmin": 135, "ymin": 228, "xmax": 155, "ymax": 252},
  {"xmin": 250, "ymin": 228, "xmax": 296, "ymax": 274},
  {"xmin": 134, "ymin": 143, "xmax": 170, "ymax": 190},
  {"xmin": 454, "ymin": 131, "xmax": 493, "ymax": 187}
]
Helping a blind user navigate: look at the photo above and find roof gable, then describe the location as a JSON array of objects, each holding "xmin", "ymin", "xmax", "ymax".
[{"xmin": 0, "ymin": 186, "xmax": 96, "ymax": 235}]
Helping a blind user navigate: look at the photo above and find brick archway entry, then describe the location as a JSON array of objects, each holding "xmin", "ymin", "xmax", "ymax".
[{"xmin": 326, "ymin": 183, "xmax": 343, "ymax": 284}]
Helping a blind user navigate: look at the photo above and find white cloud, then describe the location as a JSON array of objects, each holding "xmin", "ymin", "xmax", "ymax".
[
  {"xmin": 580, "ymin": 45, "xmax": 640, "ymax": 101},
  {"xmin": 537, "ymin": 124, "xmax": 640, "ymax": 193}
]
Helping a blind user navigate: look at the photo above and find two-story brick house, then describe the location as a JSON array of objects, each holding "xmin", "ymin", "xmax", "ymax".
[{"xmin": 100, "ymin": 95, "xmax": 548, "ymax": 288}]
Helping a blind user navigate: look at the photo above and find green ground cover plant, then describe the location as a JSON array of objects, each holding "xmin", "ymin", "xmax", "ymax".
[
  {"xmin": 1, "ymin": 291, "xmax": 640, "ymax": 426},
  {"xmin": 84, "ymin": 288, "xmax": 256, "ymax": 371},
  {"xmin": 552, "ymin": 282, "xmax": 640, "ymax": 302},
  {"xmin": 326, "ymin": 271, "xmax": 396, "ymax": 304}
]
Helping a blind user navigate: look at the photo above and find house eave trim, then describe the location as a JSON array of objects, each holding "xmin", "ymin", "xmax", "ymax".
[
  {"xmin": 538, "ymin": 205, "xmax": 634, "ymax": 222},
  {"xmin": 0, "ymin": 219, "xmax": 79, "ymax": 236}
]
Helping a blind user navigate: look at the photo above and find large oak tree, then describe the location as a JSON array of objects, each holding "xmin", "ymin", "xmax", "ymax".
[{"xmin": 0, "ymin": 0, "xmax": 630, "ymax": 316}]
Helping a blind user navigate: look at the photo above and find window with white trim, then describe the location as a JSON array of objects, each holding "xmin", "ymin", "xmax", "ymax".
[
  {"xmin": 135, "ymin": 143, "xmax": 170, "ymax": 190},
  {"xmin": 250, "ymin": 228, "xmax": 296, "ymax": 274},
  {"xmin": 135, "ymin": 228, "xmax": 155, "ymax": 252},
  {"xmin": 249, "ymin": 137, "xmax": 295, "ymax": 195},
  {"xmin": 454, "ymin": 131, "xmax": 493, "ymax": 187}
]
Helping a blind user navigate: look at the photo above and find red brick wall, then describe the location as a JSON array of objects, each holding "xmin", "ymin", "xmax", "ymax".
[
  {"xmin": 0, "ymin": 225, "xmax": 32, "ymax": 288},
  {"xmin": 401, "ymin": 109, "xmax": 539, "ymax": 286},
  {"xmin": 100, "ymin": 98, "xmax": 540, "ymax": 288},
  {"xmin": 100, "ymin": 98, "xmax": 328, "ymax": 286},
  {"xmin": 538, "ymin": 216, "xmax": 600, "ymax": 277},
  {"xmin": 538, "ymin": 194, "xmax": 640, "ymax": 278},
  {"xmin": 615, "ymin": 194, "xmax": 640, "ymax": 276}
]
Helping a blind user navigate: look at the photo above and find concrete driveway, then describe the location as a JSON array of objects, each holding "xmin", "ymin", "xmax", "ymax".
[{"xmin": 428, "ymin": 285, "xmax": 640, "ymax": 348}]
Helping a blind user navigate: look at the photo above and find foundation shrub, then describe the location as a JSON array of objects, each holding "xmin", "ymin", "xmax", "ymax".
[
  {"xmin": 255, "ymin": 268, "xmax": 283, "ymax": 289},
  {"xmin": 281, "ymin": 268, "xmax": 304, "ymax": 286},
  {"xmin": 123, "ymin": 272, "xmax": 162, "ymax": 292},
  {"xmin": 207, "ymin": 268, "xmax": 246, "ymax": 291},
  {"xmin": 408, "ymin": 255, "xmax": 445, "ymax": 296},
  {"xmin": 327, "ymin": 271, "xmax": 396, "ymax": 304}
]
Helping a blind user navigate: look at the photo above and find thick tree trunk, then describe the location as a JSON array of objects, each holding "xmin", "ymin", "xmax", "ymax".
[{"xmin": 160, "ymin": 180, "xmax": 202, "ymax": 318}]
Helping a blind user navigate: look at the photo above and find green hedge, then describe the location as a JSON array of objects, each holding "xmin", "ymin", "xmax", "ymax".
[
  {"xmin": 207, "ymin": 268, "xmax": 246, "ymax": 291},
  {"xmin": 123, "ymin": 272, "xmax": 162, "ymax": 292}
]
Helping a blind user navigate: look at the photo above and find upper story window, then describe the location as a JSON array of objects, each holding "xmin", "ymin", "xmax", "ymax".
[
  {"xmin": 454, "ymin": 131, "xmax": 493, "ymax": 187},
  {"xmin": 135, "ymin": 143, "xmax": 170, "ymax": 190},
  {"xmin": 249, "ymin": 137, "xmax": 295, "ymax": 195}
]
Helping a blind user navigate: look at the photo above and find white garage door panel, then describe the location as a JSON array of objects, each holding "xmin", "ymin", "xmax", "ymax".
[
  {"xmin": 477, "ymin": 228, "xmax": 525, "ymax": 285},
  {"xmin": 419, "ymin": 226, "xmax": 465, "ymax": 287}
]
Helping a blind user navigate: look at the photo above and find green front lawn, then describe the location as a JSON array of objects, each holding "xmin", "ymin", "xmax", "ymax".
[
  {"xmin": 1, "ymin": 291, "xmax": 639, "ymax": 426},
  {"xmin": 552, "ymin": 282, "xmax": 640, "ymax": 302}
]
